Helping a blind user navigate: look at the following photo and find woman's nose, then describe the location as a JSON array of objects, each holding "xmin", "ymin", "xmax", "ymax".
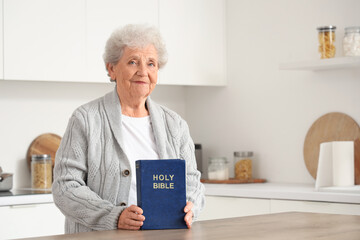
[{"xmin": 136, "ymin": 62, "xmax": 148, "ymax": 76}]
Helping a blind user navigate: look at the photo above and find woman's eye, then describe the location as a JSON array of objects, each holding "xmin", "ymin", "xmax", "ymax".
[
  {"xmin": 129, "ymin": 60, "xmax": 136, "ymax": 65},
  {"xmin": 149, "ymin": 62, "xmax": 156, "ymax": 67}
]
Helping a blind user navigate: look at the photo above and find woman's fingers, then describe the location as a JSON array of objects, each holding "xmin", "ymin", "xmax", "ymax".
[
  {"xmin": 184, "ymin": 201, "xmax": 194, "ymax": 229},
  {"xmin": 123, "ymin": 224, "xmax": 141, "ymax": 230},
  {"xmin": 184, "ymin": 201, "xmax": 194, "ymax": 213},
  {"xmin": 118, "ymin": 205, "xmax": 145, "ymax": 230},
  {"xmin": 184, "ymin": 210, "xmax": 193, "ymax": 229},
  {"xmin": 127, "ymin": 209, "xmax": 145, "ymax": 221},
  {"xmin": 125, "ymin": 218, "xmax": 144, "ymax": 227},
  {"xmin": 127, "ymin": 205, "xmax": 144, "ymax": 215}
]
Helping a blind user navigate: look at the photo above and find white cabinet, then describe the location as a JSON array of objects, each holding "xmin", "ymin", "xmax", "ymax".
[
  {"xmin": 158, "ymin": 0, "xmax": 226, "ymax": 86},
  {"xmin": 2, "ymin": 0, "xmax": 226, "ymax": 85},
  {"xmin": 199, "ymin": 196, "xmax": 360, "ymax": 221},
  {"xmin": 198, "ymin": 196, "xmax": 270, "ymax": 221},
  {"xmin": 270, "ymin": 199, "xmax": 360, "ymax": 216},
  {"xmin": 0, "ymin": 203, "xmax": 65, "ymax": 239},
  {"xmin": 3, "ymin": 0, "xmax": 86, "ymax": 82},
  {"xmin": 86, "ymin": 0, "xmax": 158, "ymax": 83}
]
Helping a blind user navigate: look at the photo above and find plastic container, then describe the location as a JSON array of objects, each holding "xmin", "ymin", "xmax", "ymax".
[
  {"xmin": 343, "ymin": 26, "xmax": 360, "ymax": 56},
  {"xmin": 208, "ymin": 157, "xmax": 229, "ymax": 180},
  {"xmin": 31, "ymin": 154, "xmax": 52, "ymax": 189},
  {"xmin": 317, "ymin": 26, "xmax": 336, "ymax": 59},
  {"xmin": 234, "ymin": 151, "xmax": 253, "ymax": 180}
]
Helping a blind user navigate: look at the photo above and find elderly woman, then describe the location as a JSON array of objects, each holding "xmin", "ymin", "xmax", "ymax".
[{"xmin": 52, "ymin": 24, "xmax": 205, "ymax": 233}]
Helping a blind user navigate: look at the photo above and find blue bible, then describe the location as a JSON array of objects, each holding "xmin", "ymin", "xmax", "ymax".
[{"xmin": 136, "ymin": 159, "xmax": 187, "ymax": 230}]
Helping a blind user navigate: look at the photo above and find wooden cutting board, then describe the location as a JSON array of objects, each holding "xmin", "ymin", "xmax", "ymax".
[
  {"xmin": 200, "ymin": 178, "xmax": 266, "ymax": 184},
  {"xmin": 303, "ymin": 112, "xmax": 360, "ymax": 182},
  {"xmin": 26, "ymin": 133, "xmax": 62, "ymax": 171},
  {"xmin": 355, "ymin": 138, "xmax": 360, "ymax": 185}
]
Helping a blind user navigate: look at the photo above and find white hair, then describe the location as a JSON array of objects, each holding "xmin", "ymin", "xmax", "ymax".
[{"xmin": 103, "ymin": 24, "xmax": 168, "ymax": 81}]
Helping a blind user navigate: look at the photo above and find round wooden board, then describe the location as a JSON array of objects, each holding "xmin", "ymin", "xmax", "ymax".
[
  {"xmin": 303, "ymin": 112, "xmax": 360, "ymax": 179},
  {"xmin": 26, "ymin": 133, "xmax": 62, "ymax": 171}
]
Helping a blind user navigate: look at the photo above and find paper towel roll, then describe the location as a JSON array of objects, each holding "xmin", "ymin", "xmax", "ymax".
[
  {"xmin": 316, "ymin": 142, "xmax": 333, "ymax": 189},
  {"xmin": 332, "ymin": 141, "xmax": 354, "ymax": 187}
]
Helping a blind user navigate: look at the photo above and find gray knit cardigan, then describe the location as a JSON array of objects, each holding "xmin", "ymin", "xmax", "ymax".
[{"xmin": 52, "ymin": 88, "xmax": 205, "ymax": 234}]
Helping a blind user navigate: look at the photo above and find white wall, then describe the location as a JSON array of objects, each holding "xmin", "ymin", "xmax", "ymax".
[
  {"xmin": 0, "ymin": 80, "xmax": 186, "ymax": 188},
  {"xmin": 1, "ymin": 0, "xmax": 360, "ymax": 188},
  {"xmin": 185, "ymin": 0, "xmax": 360, "ymax": 182}
]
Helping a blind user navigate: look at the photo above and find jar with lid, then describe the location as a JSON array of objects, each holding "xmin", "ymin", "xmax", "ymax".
[
  {"xmin": 343, "ymin": 26, "xmax": 360, "ymax": 56},
  {"xmin": 208, "ymin": 157, "xmax": 229, "ymax": 180},
  {"xmin": 317, "ymin": 26, "xmax": 336, "ymax": 59},
  {"xmin": 31, "ymin": 154, "xmax": 52, "ymax": 189},
  {"xmin": 234, "ymin": 151, "xmax": 253, "ymax": 180}
]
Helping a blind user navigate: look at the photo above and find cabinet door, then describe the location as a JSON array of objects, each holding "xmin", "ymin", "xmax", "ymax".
[
  {"xmin": 0, "ymin": 203, "xmax": 65, "ymax": 239},
  {"xmin": 3, "ymin": 0, "xmax": 86, "ymax": 82},
  {"xmin": 198, "ymin": 196, "xmax": 270, "ymax": 221},
  {"xmin": 158, "ymin": 0, "xmax": 226, "ymax": 86},
  {"xmin": 86, "ymin": 0, "xmax": 158, "ymax": 83},
  {"xmin": 271, "ymin": 199, "xmax": 360, "ymax": 216}
]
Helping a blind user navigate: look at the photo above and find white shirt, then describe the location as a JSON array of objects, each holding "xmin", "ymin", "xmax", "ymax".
[{"xmin": 121, "ymin": 115, "xmax": 160, "ymax": 206}]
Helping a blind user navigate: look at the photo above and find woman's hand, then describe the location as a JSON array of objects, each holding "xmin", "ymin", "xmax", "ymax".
[
  {"xmin": 118, "ymin": 205, "xmax": 145, "ymax": 230},
  {"xmin": 184, "ymin": 201, "xmax": 194, "ymax": 229}
]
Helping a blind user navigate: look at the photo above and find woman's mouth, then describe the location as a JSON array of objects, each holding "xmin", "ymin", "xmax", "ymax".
[{"xmin": 133, "ymin": 81, "xmax": 147, "ymax": 84}]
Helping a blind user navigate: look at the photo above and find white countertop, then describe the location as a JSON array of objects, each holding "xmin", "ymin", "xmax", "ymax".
[
  {"xmin": 1, "ymin": 183, "xmax": 359, "ymax": 207},
  {"xmin": 204, "ymin": 182, "xmax": 360, "ymax": 204},
  {"xmin": 0, "ymin": 189, "xmax": 53, "ymax": 207}
]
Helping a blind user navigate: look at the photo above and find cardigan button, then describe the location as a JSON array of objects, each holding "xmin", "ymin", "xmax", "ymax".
[
  {"xmin": 122, "ymin": 169, "xmax": 130, "ymax": 177},
  {"xmin": 120, "ymin": 202, "xmax": 127, "ymax": 207}
]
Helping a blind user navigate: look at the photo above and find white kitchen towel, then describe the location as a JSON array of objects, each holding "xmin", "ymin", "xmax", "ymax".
[{"xmin": 315, "ymin": 141, "xmax": 354, "ymax": 190}]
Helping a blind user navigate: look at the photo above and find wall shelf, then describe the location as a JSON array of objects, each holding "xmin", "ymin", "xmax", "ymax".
[{"xmin": 279, "ymin": 56, "xmax": 360, "ymax": 71}]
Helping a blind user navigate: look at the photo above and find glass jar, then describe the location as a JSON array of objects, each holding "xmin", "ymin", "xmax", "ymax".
[
  {"xmin": 343, "ymin": 26, "xmax": 360, "ymax": 56},
  {"xmin": 31, "ymin": 154, "xmax": 52, "ymax": 189},
  {"xmin": 317, "ymin": 26, "xmax": 336, "ymax": 59},
  {"xmin": 208, "ymin": 157, "xmax": 229, "ymax": 180},
  {"xmin": 234, "ymin": 151, "xmax": 253, "ymax": 180}
]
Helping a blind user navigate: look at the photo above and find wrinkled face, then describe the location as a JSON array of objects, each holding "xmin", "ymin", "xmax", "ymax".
[{"xmin": 107, "ymin": 44, "xmax": 159, "ymax": 102}]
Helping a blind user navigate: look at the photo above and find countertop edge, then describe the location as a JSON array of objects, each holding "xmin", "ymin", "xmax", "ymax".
[
  {"xmin": 0, "ymin": 193, "xmax": 53, "ymax": 207},
  {"xmin": 203, "ymin": 182, "xmax": 360, "ymax": 204}
]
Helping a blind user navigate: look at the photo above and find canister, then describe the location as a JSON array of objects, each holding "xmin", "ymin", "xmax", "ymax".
[
  {"xmin": 234, "ymin": 151, "xmax": 253, "ymax": 180},
  {"xmin": 31, "ymin": 154, "xmax": 52, "ymax": 189},
  {"xmin": 343, "ymin": 26, "xmax": 360, "ymax": 56},
  {"xmin": 208, "ymin": 157, "xmax": 229, "ymax": 180},
  {"xmin": 317, "ymin": 26, "xmax": 336, "ymax": 59}
]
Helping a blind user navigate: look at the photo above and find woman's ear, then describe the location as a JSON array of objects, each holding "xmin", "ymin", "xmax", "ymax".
[{"xmin": 106, "ymin": 63, "xmax": 116, "ymax": 81}]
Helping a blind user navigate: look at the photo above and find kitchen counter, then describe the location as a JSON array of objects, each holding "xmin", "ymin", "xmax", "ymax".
[
  {"xmin": 204, "ymin": 182, "xmax": 360, "ymax": 204},
  {"xmin": 16, "ymin": 212, "xmax": 360, "ymax": 240},
  {"xmin": 0, "ymin": 189, "xmax": 53, "ymax": 206},
  {"xmin": 1, "ymin": 183, "xmax": 359, "ymax": 207}
]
